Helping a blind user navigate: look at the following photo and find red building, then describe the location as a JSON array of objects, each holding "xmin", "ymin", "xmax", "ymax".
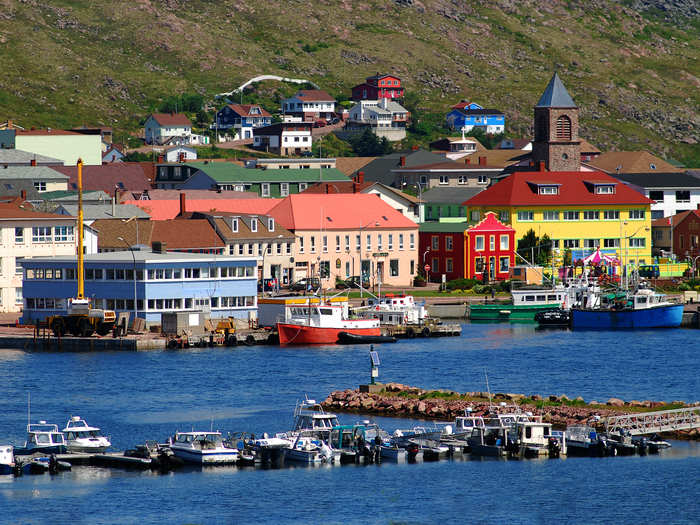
[
  {"xmin": 465, "ymin": 212, "xmax": 515, "ymax": 281},
  {"xmin": 351, "ymin": 74, "xmax": 404, "ymax": 102},
  {"xmin": 418, "ymin": 223, "xmax": 469, "ymax": 282},
  {"xmin": 672, "ymin": 209, "xmax": 700, "ymax": 260}
]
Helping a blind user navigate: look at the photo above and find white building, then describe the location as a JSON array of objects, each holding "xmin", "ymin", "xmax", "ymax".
[
  {"xmin": 165, "ymin": 145, "xmax": 198, "ymax": 163},
  {"xmin": 347, "ymin": 99, "xmax": 409, "ymax": 141},
  {"xmin": 613, "ymin": 172, "xmax": 700, "ymax": 219},
  {"xmin": 144, "ymin": 113, "xmax": 208, "ymax": 146},
  {"xmin": 253, "ymin": 123, "xmax": 313, "ymax": 156},
  {"xmin": 0, "ymin": 200, "xmax": 78, "ymax": 312},
  {"xmin": 13, "ymin": 130, "xmax": 102, "ymax": 166},
  {"xmin": 281, "ymin": 90, "xmax": 336, "ymax": 122}
]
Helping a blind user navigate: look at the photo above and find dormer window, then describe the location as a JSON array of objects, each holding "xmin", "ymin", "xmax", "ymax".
[
  {"xmin": 231, "ymin": 218, "xmax": 239, "ymax": 233},
  {"xmin": 268, "ymin": 218, "xmax": 274, "ymax": 232},
  {"xmin": 595, "ymin": 185, "xmax": 615, "ymax": 194},
  {"xmin": 251, "ymin": 218, "xmax": 258, "ymax": 232},
  {"xmin": 539, "ymin": 185, "xmax": 559, "ymax": 195}
]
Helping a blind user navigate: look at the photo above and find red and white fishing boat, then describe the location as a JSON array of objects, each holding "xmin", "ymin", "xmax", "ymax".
[{"xmin": 277, "ymin": 302, "xmax": 380, "ymax": 345}]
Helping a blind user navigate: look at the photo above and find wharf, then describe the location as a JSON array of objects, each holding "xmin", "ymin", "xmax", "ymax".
[{"xmin": 0, "ymin": 333, "xmax": 165, "ymax": 351}]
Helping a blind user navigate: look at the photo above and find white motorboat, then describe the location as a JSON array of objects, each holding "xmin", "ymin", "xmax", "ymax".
[
  {"xmin": 357, "ymin": 293, "xmax": 429, "ymax": 326},
  {"xmin": 169, "ymin": 431, "xmax": 240, "ymax": 464},
  {"xmin": 282, "ymin": 435, "xmax": 334, "ymax": 464},
  {"xmin": 511, "ymin": 419, "xmax": 564, "ymax": 457},
  {"xmin": 565, "ymin": 425, "xmax": 616, "ymax": 457},
  {"xmin": 62, "ymin": 416, "xmax": 111, "ymax": 453},
  {"xmin": 286, "ymin": 397, "xmax": 340, "ymax": 442},
  {"xmin": 0, "ymin": 445, "xmax": 15, "ymax": 475},
  {"xmin": 14, "ymin": 422, "xmax": 66, "ymax": 455}
]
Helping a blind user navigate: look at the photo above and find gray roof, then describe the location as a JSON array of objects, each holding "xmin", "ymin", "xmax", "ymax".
[
  {"xmin": 0, "ymin": 149, "xmax": 64, "ymax": 165},
  {"xmin": 20, "ymin": 250, "xmax": 259, "ymax": 265},
  {"xmin": 0, "ymin": 166, "xmax": 68, "ymax": 180},
  {"xmin": 57, "ymin": 203, "xmax": 151, "ymax": 220},
  {"xmin": 421, "ymin": 186, "xmax": 484, "ymax": 204},
  {"xmin": 611, "ymin": 172, "xmax": 700, "ymax": 189},
  {"xmin": 359, "ymin": 150, "xmax": 449, "ymax": 186},
  {"xmin": 536, "ymin": 72, "xmax": 577, "ymax": 108}
]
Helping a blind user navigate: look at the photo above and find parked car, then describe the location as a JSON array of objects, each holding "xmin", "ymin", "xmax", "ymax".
[
  {"xmin": 289, "ymin": 277, "xmax": 321, "ymax": 292},
  {"xmin": 638, "ymin": 265, "xmax": 660, "ymax": 279},
  {"xmin": 258, "ymin": 278, "xmax": 279, "ymax": 292},
  {"xmin": 313, "ymin": 120, "xmax": 326, "ymax": 128},
  {"xmin": 328, "ymin": 117, "xmax": 340, "ymax": 125},
  {"xmin": 335, "ymin": 276, "xmax": 370, "ymax": 289}
]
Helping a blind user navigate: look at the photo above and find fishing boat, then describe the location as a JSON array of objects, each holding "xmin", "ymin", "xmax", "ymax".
[
  {"xmin": 285, "ymin": 397, "xmax": 340, "ymax": 442},
  {"xmin": 14, "ymin": 422, "xmax": 66, "ymax": 455},
  {"xmin": 277, "ymin": 302, "xmax": 380, "ymax": 345},
  {"xmin": 336, "ymin": 331, "xmax": 396, "ymax": 344},
  {"xmin": 571, "ymin": 288, "xmax": 683, "ymax": 329},
  {"xmin": 565, "ymin": 425, "xmax": 616, "ymax": 457},
  {"xmin": 168, "ymin": 431, "xmax": 240, "ymax": 465},
  {"xmin": 282, "ymin": 435, "xmax": 334, "ymax": 464},
  {"xmin": 62, "ymin": 416, "xmax": 111, "ymax": 453},
  {"xmin": 469, "ymin": 286, "xmax": 570, "ymax": 321},
  {"xmin": 355, "ymin": 293, "xmax": 429, "ymax": 326},
  {"xmin": 0, "ymin": 445, "xmax": 16, "ymax": 475},
  {"xmin": 510, "ymin": 419, "xmax": 564, "ymax": 458}
]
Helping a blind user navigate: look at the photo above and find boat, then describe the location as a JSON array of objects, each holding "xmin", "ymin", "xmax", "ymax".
[
  {"xmin": 355, "ymin": 293, "xmax": 429, "ymax": 326},
  {"xmin": 336, "ymin": 331, "xmax": 396, "ymax": 344},
  {"xmin": 246, "ymin": 435, "xmax": 289, "ymax": 467},
  {"xmin": 469, "ymin": 285, "xmax": 571, "ymax": 321},
  {"xmin": 124, "ymin": 440, "xmax": 185, "ymax": 471},
  {"xmin": 62, "ymin": 416, "xmax": 111, "ymax": 453},
  {"xmin": 328, "ymin": 424, "xmax": 375, "ymax": 464},
  {"xmin": 13, "ymin": 421, "xmax": 67, "ymax": 455},
  {"xmin": 565, "ymin": 425, "xmax": 616, "ymax": 457},
  {"xmin": 534, "ymin": 309, "xmax": 571, "ymax": 328},
  {"xmin": 0, "ymin": 445, "xmax": 16, "ymax": 475},
  {"xmin": 282, "ymin": 435, "xmax": 334, "ymax": 464},
  {"xmin": 168, "ymin": 431, "xmax": 240, "ymax": 465},
  {"xmin": 284, "ymin": 397, "xmax": 341, "ymax": 442},
  {"xmin": 571, "ymin": 288, "xmax": 683, "ymax": 329},
  {"xmin": 277, "ymin": 301, "xmax": 380, "ymax": 345},
  {"xmin": 510, "ymin": 419, "xmax": 564, "ymax": 458}
]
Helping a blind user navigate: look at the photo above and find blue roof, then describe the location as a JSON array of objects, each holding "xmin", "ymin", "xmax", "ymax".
[{"xmin": 536, "ymin": 73, "xmax": 577, "ymax": 108}]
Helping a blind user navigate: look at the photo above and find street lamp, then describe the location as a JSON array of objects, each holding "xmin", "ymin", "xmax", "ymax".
[
  {"xmin": 402, "ymin": 181, "xmax": 423, "ymax": 223},
  {"xmin": 117, "ymin": 236, "xmax": 138, "ymax": 323},
  {"xmin": 686, "ymin": 253, "xmax": 700, "ymax": 278},
  {"xmin": 423, "ymin": 249, "xmax": 430, "ymax": 280}
]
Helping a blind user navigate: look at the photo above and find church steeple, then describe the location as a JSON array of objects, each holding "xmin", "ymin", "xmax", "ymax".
[{"xmin": 532, "ymin": 73, "xmax": 580, "ymax": 171}]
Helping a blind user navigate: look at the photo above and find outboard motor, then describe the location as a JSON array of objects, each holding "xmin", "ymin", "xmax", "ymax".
[{"xmin": 547, "ymin": 437, "xmax": 561, "ymax": 458}]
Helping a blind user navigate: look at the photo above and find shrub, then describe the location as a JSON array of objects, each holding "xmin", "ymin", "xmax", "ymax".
[
  {"xmin": 473, "ymin": 284, "xmax": 492, "ymax": 294},
  {"xmin": 678, "ymin": 283, "xmax": 691, "ymax": 291},
  {"xmin": 445, "ymin": 278, "xmax": 477, "ymax": 291}
]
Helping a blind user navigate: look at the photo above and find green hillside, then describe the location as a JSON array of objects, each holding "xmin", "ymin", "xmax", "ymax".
[{"xmin": 0, "ymin": 0, "xmax": 698, "ymax": 164}]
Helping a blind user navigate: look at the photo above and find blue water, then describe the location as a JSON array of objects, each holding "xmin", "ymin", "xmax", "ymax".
[{"xmin": 1, "ymin": 323, "xmax": 699, "ymax": 524}]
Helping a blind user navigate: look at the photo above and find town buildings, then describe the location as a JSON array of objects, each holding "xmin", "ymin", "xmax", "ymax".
[
  {"xmin": 418, "ymin": 222, "xmax": 469, "ymax": 282},
  {"xmin": 610, "ymin": 172, "xmax": 700, "ymax": 219},
  {"xmin": 0, "ymin": 128, "xmax": 102, "ymax": 165},
  {"xmin": 464, "ymin": 212, "xmax": 515, "ymax": 281},
  {"xmin": 281, "ymin": 90, "xmax": 337, "ymax": 122},
  {"xmin": 391, "ymin": 156, "xmax": 501, "ymax": 191},
  {"xmin": 346, "ymin": 98, "xmax": 410, "ymax": 141},
  {"xmin": 351, "ymin": 74, "xmax": 404, "ymax": 101},
  {"xmin": 0, "ymin": 166, "xmax": 69, "ymax": 195},
  {"xmin": 252, "ymin": 122, "xmax": 313, "ymax": 155},
  {"xmin": 671, "ymin": 210, "xmax": 700, "ymax": 261},
  {"xmin": 446, "ymin": 102, "xmax": 505, "ymax": 134},
  {"xmin": 144, "ymin": 113, "xmax": 208, "ymax": 146},
  {"xmin": 214, "ymin": 104, "xmax": 272, "ymax": 140}
]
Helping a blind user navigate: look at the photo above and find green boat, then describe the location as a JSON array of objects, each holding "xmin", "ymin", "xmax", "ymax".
[{"xmin": 469, "ymin": 287, "xmax": 569, "ymax": 321}]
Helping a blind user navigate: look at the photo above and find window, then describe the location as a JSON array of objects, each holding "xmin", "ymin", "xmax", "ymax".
[
  {"xmin": 399, "ymin": 234, "xmax": 404, "ymax": 250},
  {"xmin": 563, "ymin": 211, "xmax": 579, "ymax": 221},
  {"xmin": 475, "ymin": 257, "xmax": 484, "ymax": 273},
  {"xmin": 390, "ymin": 259, "xmax": 399, "ymax": 277},
  {"xmin": 261, "ymin": 183, "xmax": 270, "ymax": 197},
  {"xmin": 54, "ymin": 226, "xmax": 74, "ymax": 242},
  {"xmin": 323, "ymin": 235, "xmax": 328, "ymax": 253},
  {"xmin": 32, "ymin": 226, "xmax": 52, "ymax": 243},
  {"xmin": 377, "ymin": 234, "xmax": 383, "ymax": 250},
  {"xmin": 14, "ymin": 227, "xmax": 23, "ymax": 243},
  {"xmin": 500, "ymin": 235, "xmax": 509, "ymax": 250},
  {"xmin": 310, "ymin": 236, "xmax": 316, "ymax": 253},
  {"xmin": 458, "ymin": 176, "xmax": 467, "ymax": 184},
  {"xmin": 583, "ymin": 211, "xmax": 599, "ymax": 221},
  {"xmin": 539, "ymin": 185, "xmax": 559, "ymax": 195},
  {"xmin": 439, "ymin": 175, "xmax": 449, "ymax": 185},
  {"xmin": 499, "ymin": 210, "xmax": 509, "ymax": 223},
  {"xmin": 431, "ymin": 257, "xmax": 439, "ymax": 272},
  {"xmin": 299, "ymin": 236, "xmax": 304, "ymax": 253},
  {"xmin": 446, "ymin": 258, "xmax": 453, "ymax": 273},
  {"xmin": 33, "ymin": 181, "xmax": 47, "ymax": 192},
  {"xmin": 629, "ymin": 209, "xmax": 645, "ymax": 220},
  {"xmin": 268, "ymin": 218, "xmax": 275, "ymax": 232},
  {"xmin": 676, "ymin": 190, "xmax": 690, "ymax": 203},
  {"xmin": 499, "ymin": 256, "xmax": 509, "ymax": 272},
  {"xmin": 344, "ymin": 235, "xmax": 350, "ymax": 251},
  {"xmin": 489, "ymin": 235, "xmax": 495, "ymax": 250},
  {"xmin": 388, "ymin": 234, "xmax": 393, "ymax": 250},
  {"xmin": 409, "ymin": 233, "xmax": 415, "ymax": 250},
  {"xmin": 603, "ymin": 238, "xmax": 620, "ymax": 248},
  {"xmin": 583, "ymin": 239, "xmax": 597, "ymax": 249},
  {"xmin": 543, "ymin": 211, "xmax": 559, "ymax": 221},
  {"xmin": 470, "ymin": 210, "xmax": 480, "ymax": 222},
  {"xmin": 280, "ymin": 183, "xmax": 289, "ymax": 197},
  {"xmin": 478, "ymin": 176, "xmax": 488, "ymax": 184},
  {"xmin": 517, "ymin": 211, "xmax": 533, "ymax": 222},
  {"xmin": 595, "ymin": 185, "xmax": 615, "ymax": 194},
  {"xmin": 299, "ymin": 182, "xmax": 307, "ymax": 191},
  {"xmin": 250, "ymin": 218, "xmax": 258, "ymax": 232},
  {"xmin": 475, "ymin": 235, "xmax": 484, "ymax": 251},
  {"xmin": 603, "ymin": 210, "xmax": 620, "ymax": 220},
  {"xmin": 555, "ymin": 116, "xmax": 572, "ymax": 140},
  {"xmin": 629, "ymin": 238, "xmax": 646, "ymax": 248},
  {"xmin": 649, "ymin": 191, "xmax": 664, "ymax": 202},
  {"xmin": 335, "ymin": 235, "xmax": 341, "ymax": 252},
  {"xmin": 563, "ymin": 239, "xmax": 580, "ymax": 249},
  {"xmin": 319, "ymin": 261, "xmax": 330, "ymax": 279},
  {"xmin": 355, "ymin": 235, "xmax": 361, "ymax": 251},
  {"xmin": 446, "ymin": 236, "xmax": 453, "ymax": 251},
  {"xmin": 431, "ymin": 236, "xmax": 439, "ymax": 250},
  {"xmin": 366, "ymin": 234, "xmax": 371, "ymax": 250},
  {"xmin": 410, "ymin": 260, "xmax": 415, "ymax": 275}
]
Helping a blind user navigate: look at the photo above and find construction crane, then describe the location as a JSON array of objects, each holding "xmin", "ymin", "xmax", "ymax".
[{"xmin": 47, "ymin": 159, "xmax": 116, "ymax": 337}]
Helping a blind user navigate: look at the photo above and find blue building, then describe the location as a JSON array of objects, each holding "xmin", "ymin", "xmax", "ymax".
[
  {"xmin": 20, "ymin": 249, "xmax": 259, "ymax": 324},
  {"xmin": 446, "ymin": 102, "xmax": 505, "ymax": 134},
  {"xmin": 214, "ymin": 104, "xmax": 272, "ymax": 141}
]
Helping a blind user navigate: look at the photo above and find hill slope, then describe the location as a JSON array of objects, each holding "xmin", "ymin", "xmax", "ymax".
[{"xmin": 0, "ymin": 0, "xmax": 698, "ymax": 164}]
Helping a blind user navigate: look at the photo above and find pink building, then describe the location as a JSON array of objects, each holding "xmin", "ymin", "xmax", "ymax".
[{"xmin": 267, "ymin": 194, "xmax": 418, "ymax": 287}]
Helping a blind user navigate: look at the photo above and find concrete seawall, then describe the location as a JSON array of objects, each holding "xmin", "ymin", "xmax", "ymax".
[{"xmin": 0, "ymin": 335, "xmax": 165, "ymax": 351}]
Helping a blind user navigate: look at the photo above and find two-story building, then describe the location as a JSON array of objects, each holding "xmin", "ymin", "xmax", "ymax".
[
  {"xmin": 351, "ymin": 74, "xmax": 404, "ymax": 101},
  {"xmin": 144, "ymin": 113, "xmax": 208, "ymax": 146},
  {"xmin": 464, "ymin": 170, "xmax": 654, "ymax": 267},
  {"xmin": 267, "ymin": 193, "xmax": 418, "ymax": 288},
  {"xmin": 0, "ymin": 129, "xmax": 103, "ymax": 166},
  {"xmin": 253, "ymin": 123, "xmax": 313, "ymax": 156},
  {"xmin": 214, "ymin": 104, "xmax": 272, "ymax": 140},
  {"xmin": 20, "ymin": 248, "xmax": 259, "ymax": 324},
  {"xmin": 391, "ymin": 156, "xmax": 502, "ymax": 190},
  {"xmin": 418, "ymin": 222, "xmax": 469, "ymax": 282},
  {"xmin": 0, "ymin": 199, "xmax": 77, "ymax": 312},
  {"xmin": 0, "ymin": 166, "xmax": 69, "ymax": 196},
  {"xmin": 347, "ymin": 98, "xmax": 410, "ymax": 141},
  {"xmin": 281, "ymin": 90, "xmax": 336, "ymax": 122},
  {"xmin": 420, "ymin": 187, "xmax": 483, "ymax": 222},
  {"xmin": 609, "ymin": 172, "xmax": 700, "ymax": 219},
  {"xmin": 672, "ymin": 210, "xmax": 700, "ymax": 262},
  {"xmin": 446, "ymin": 102, "xmax": 505, "ymax": 134}
]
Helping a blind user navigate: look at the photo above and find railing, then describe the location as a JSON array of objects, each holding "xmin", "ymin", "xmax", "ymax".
[{"xmin": 604, "ymin": 406, "xmax": 700, "ymax": 436}]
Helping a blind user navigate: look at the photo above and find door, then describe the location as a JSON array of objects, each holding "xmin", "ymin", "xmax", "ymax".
[
  {"xmin": 489, "ymin": 257, "xmax": 496, "ymax": 281},
  {"xmin": 376, "ymin": 261, "xmax": 384, "ymax": 285}
]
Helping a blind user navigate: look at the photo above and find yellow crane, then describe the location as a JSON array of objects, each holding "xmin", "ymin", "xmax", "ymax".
[{"xmin": 47, "ymin": 159, "xmax": 116, "ymax": 337}]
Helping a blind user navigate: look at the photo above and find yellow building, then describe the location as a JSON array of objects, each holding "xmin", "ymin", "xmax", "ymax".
[{"xmin": 464, "ymin": 171, "xmax": 653, "ymax": 267}]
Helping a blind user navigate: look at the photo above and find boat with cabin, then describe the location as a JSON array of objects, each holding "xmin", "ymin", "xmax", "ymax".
[
  {"xmin": 62, "ymin": 416, "xmax": 111, "ymax": 453},
  {"xmin": 14, "ymin": 422, "xmax": 66, "ymax": 455},
  {"xmin": 565, "ymin": 425, "xmax": 616, "ymax": 457},
  {"xmin": 355, "ymin": 293, "xmax": 429, "ymax": 326},
  {"xmin": 469, "ymin": 285, "xmax": 572, "ymax": 321},
  {"xmin": 168, "ymin": 431, "xmax": 240, "ymax": 464},
  {"xmin": 0, "ymin": 445, "xmax": 16, "ymax": 475},
  {"xmin": 510, "ymin": 419, "xmax": 564, "ymax": 458},
  {"xmin": 283, "ymin": 435, "xmax": 335, "ymax": 464}
]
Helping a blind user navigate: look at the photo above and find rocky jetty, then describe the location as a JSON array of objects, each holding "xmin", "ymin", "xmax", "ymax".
[{"xmin": 323, "ymin": 383, "xmax": 700, "ymax": 440}]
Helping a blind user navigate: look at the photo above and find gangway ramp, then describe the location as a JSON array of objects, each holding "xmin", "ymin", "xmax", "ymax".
[{"xmin": 604, "ymin": 406, "xmax": 700, "ymax": 436}]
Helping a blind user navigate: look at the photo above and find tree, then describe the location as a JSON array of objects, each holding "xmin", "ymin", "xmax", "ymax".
[
  {"xmin": 350, "ymin": 129, "xmax": 393, "ymax": 156},
  {"xmin": 517, "ymin": 229, "xmax": 553, "ymax": 266}
]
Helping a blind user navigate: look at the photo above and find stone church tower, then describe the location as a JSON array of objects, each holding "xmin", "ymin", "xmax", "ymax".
[{"xmin": 531, "ymin": 73, "xmax": 581, "ymax": 171}]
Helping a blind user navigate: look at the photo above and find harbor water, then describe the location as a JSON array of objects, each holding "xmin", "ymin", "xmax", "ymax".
[{"xmin": 1, "ymin": 323, "xmax": 699, "ymax": 524}]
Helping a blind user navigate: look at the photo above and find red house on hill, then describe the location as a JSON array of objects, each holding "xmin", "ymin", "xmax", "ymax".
[
  {"xmin": 351, "ymin": 73, "xmax": 404, "ymax": 102},
  {"xmin": 465, "ymin": 212, "xmax": 515, "ymax": 281}
]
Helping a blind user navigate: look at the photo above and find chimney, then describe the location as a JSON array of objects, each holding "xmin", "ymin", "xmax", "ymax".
[
  {"xmin": 539, "ymin": 161, "xmax": 546, "ymax": 172},
  {"xmin": 400, "ymin": 156, "xmax": 406, "ymax": 167},
  {"xmin": 357, "ymin": 171, "xmax": 364, "ymax": 184},
  {"xmin": 179, "ymin": 152, "xmax": 185, "ymax": 163},
  {"xmin": 179, "ymin": 192, "xmax": 186, "ymax": 216},
  {"xmin": 30, "ymin": 158, "xmax": 36, "ymax": 167},
  {"xmin": 152, "ymin": 241, "xmax": 167, "ymax": 253},
  {"xmin": 20, "ymin": 189, "xmax": 26, "ymax": 200},
  {"xmin": 465, "ymin": 158, "xmax": 471, "ymax": 165},
  {"xmin": 478, "ymin": 156, "xmax": 486, "ymax": 166},
  {"xmin": 111, "ymin": 196, "xmax": 116, "ymax": 217}
]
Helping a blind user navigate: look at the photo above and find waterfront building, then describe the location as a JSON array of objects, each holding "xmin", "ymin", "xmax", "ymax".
[
  {"xmin": 418, "ymin": 222, "xmax": 469, "ymax": 282},
  {"xmin": 464, "ymin": 212, "xmax": 515, "ymax": 281},
  {"xmin": 20, "ymin": 248, "xmax": 259, "ymax": 324}
]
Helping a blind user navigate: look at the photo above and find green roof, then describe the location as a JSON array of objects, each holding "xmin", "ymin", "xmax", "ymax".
[
  {"xmin": 419, "ymin": 221, "xmax": 470, "ymax": 233},
  {"xmin": 186, "ymin": 162, "xmax": 350, "ymax": 183}
]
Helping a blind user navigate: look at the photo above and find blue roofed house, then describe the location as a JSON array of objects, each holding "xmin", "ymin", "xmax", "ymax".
[
  {"xmin": 214, "ymin": 104, "xmax": 272, "ymax": 141},
  {"xmin": 446, "ymin": 101, "xmax": 505, "ymax": 134}
]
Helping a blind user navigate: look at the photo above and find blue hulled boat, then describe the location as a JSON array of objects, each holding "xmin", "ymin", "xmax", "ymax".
[{"xmin": 571, "ymin": 289, "xmax": 683, "ymax": 329}]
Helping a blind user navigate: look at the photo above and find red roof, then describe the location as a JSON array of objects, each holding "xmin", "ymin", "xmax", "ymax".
[
  {"xmin": 451, "ymin": 101, "xmax": 473, "ymax": 110},
  {"xmin": 16, "ymin": 129, "xmax": 81, "ymax": 136},
  {"xmin": 464, "ymin": 171, "xmax": 653, "ymax": 207},
  {"xmin": 227, "ymin": 104, "xmax": 271, "ymax": 117},
  {"xmin": 267, "ymin": 194, "xmax": 416, "ymax": 231},
  {"xmin": 467, "ymin": 212, "xmax": 515, "ymax": 233},
  {"xmin": 151, "ymin": 219, "xmax": 225, "ymax": 250},
  {"xmin": 0, "ymin": 201, "xmax": 74, "ymax": 220},
  {"xmin": 294, "ymin": 90, "xmax": 336, "ymax": 102},
  {"xmin": 53, "ymin": 163, "xmax": 154, "ymax": 193},
  {"xmin": 123, "ymin": 198, "xmax": 280, "ymax": 220},
  {"xmin": 150, "ymin": 113, "xmax": 192, "ymax": 127}
]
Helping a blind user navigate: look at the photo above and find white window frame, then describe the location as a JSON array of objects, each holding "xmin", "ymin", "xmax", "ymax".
[{"xmin": 261, "ymin": 183, "xmax": 270, "ymax": 197}]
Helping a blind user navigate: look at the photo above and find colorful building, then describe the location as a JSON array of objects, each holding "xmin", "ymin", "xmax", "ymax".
[
  {"xmin": 351, "ymin": 74, "xmax": 404, "ymax": 101},
  {"xmin": 418, "ymin": 222, "xmax": 469, "ymax": 282},
  {"xmin": 445, "ymin": 102, "xmax": 505, "ymax": 134},
  {"xmin": 464, "ymin": 170, "xmax": 653, "ymax": 267},
  {"xmin": 464, "ymin": 212, "xmax": 515, "ymax": 281}
]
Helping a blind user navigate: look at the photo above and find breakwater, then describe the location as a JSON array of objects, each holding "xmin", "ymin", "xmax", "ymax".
[{"xmin": 323, "ymin": 383, "xmax": 700, "ymax": 440}]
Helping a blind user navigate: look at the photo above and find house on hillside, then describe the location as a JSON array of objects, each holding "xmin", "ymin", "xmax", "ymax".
[
  {"xmin": 446, "ymin": 102, "xmax": 505, "ymax": 134},
  {"xmin": 351, "ymin": 74, "xmax": 404, "ymax": 102},
  {"xmin": 391, "ymin": 156, "xmax": 502, "ymax": 190},
  {"xmin": 164, "ymin": 145, "xmax": 197, "ymax": 163},
  {"xmin": 252, "ymin": 123, "xmax": 312, "ymax": 156},
  {"xmin": 214, "ymin": 104, "xmax": 272, "ymax": 140},
  {"xmin": 102, "ymin": 145, "xmax": 124, "ymax": 163},
  {"xmin": 346, "ymin": 98, "xmax": 410, "ymax": 141},
  {"xmin": 144, "ymin": 113, "xmax": 208, "ymax": 146},
  {"xmin": 584, "ymin": 150, "xmax": 682, "ymax": 174},
  {"xmin": 281, "ymin": 90, "xmax": 337, "ymax": 122},
  {"xmin": 245, "ymin": 158, "xmax": 335, "ymax": 170}
]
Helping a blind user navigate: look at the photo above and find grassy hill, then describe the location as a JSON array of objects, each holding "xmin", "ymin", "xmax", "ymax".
[{"xmin": 0, "ymin": 0, "xmax": 698, "ymax": 165}]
